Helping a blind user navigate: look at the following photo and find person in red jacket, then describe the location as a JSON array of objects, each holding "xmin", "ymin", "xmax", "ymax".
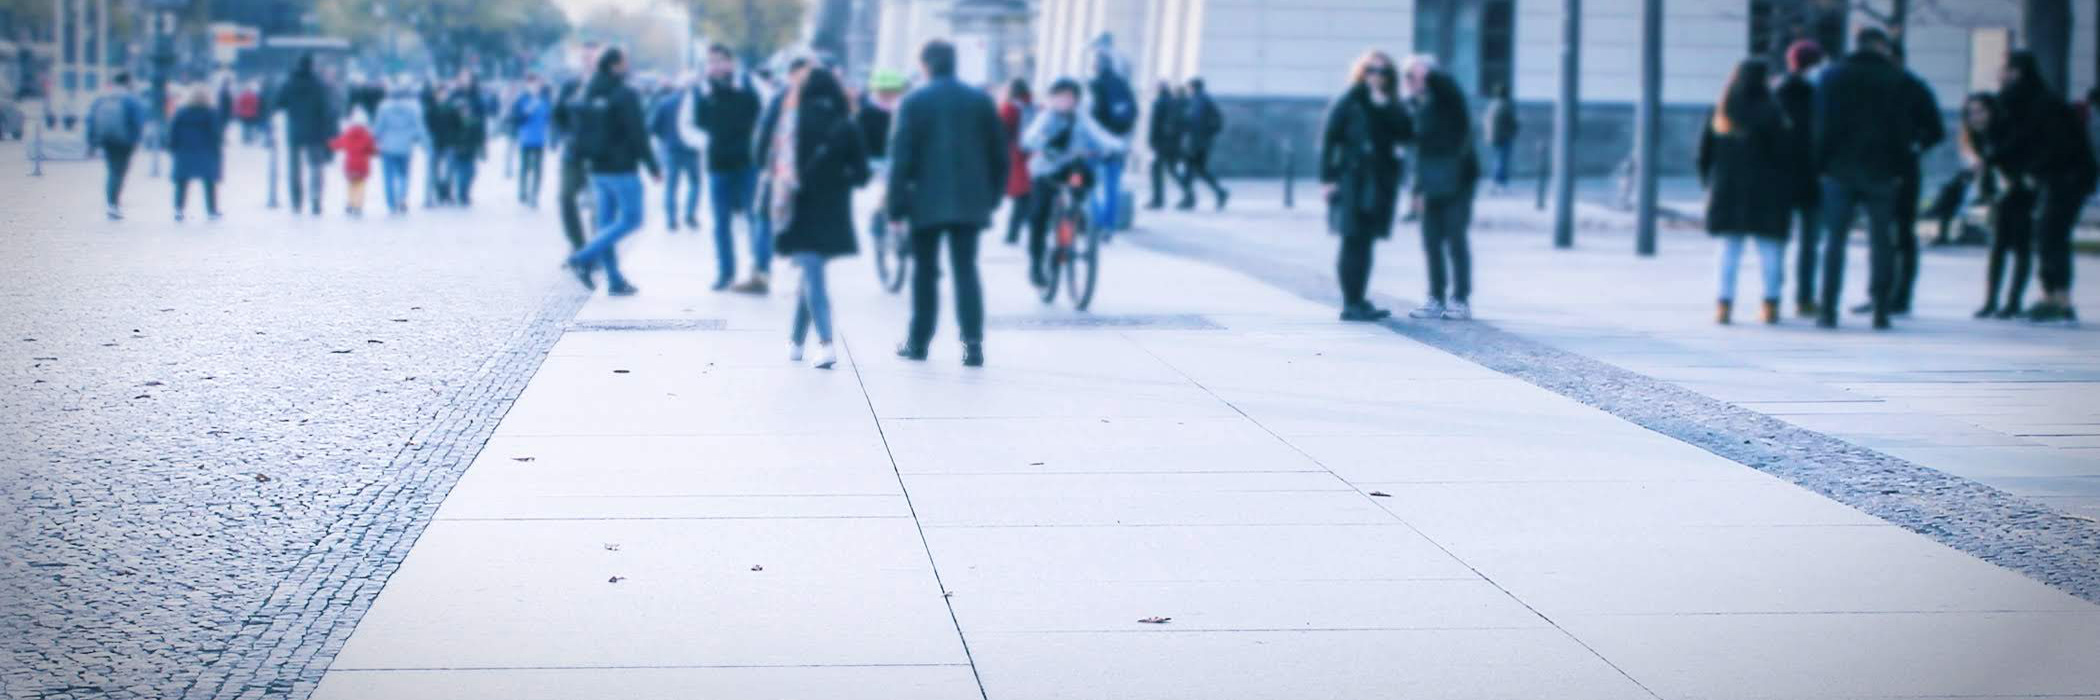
[
  {"xmin": 998, "ymin": 78, "xmax": 1034, "ymax": 244},
  {"xmin": 330, "ymin": 112, "xmax": 379, "ymax": 217},
  {"xmin": 233, "ymin": 82, "xmax": 263, "ymax": 144}
]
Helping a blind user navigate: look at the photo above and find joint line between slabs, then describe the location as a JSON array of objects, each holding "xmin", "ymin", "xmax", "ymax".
[{"xmin": 842, "ymin": 337, "xmax": 994, "ymax": 700}]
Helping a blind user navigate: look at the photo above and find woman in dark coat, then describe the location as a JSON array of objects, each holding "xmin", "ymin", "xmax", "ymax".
[
  {"xmin": 1958, "ymin": 93, "xmax": 2032, "ymax": 319},
  {"xmin": 167, "ymin": 86, "xmax": 225, "ymax": 221},
  {"xmin": 1320, "ymin": 50, "xmax": 1414, "ymax": 322},
  {"xmin": 1995, "ymin": 51, "xmax": 2098, "ymax": 323},
  {"xmin": 775, "ymin": 67, "xmax": 870, "ymax": 370},
  {"xmin": 1405, "ymin": 61, "xmax": 1480, "ymax": 321},
  {"xmin": 1697, "ymin": 59, "xmax": 1793, "ymax": 325}
]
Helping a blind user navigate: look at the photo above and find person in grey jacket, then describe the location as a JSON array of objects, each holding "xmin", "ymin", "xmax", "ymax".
[
  {"xmin": 372, "ymin": 85, "xmax": 429, "ymax": 215},
  {"xmin": 886, "ymin": 40, "xmax": 1009, "ymax": 367},
  {"xmin": 1020, "ymin": 77, "xmax": 1125, "ymax": 286},
  {"xmin": 85, "ymin": 72, "xmax": 148, "ymax": 220}
]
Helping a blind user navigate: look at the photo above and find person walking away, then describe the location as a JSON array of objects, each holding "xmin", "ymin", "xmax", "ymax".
[
  {"xmin": 694, "ymin": 44, "xmax": 764, "ymax": 290},
  {"xmin": 887, "ymin": 40, "xmax": 1008, "ymax": 367},
  {"xmin": 651, "ymin": 76, "xmax": 703, "ymax": 231},
  {"xmin": 513, "ymin": 79, "xmax": 552, "ymax": 207},
  {"xmin": 775, "ymin": 67, "xmax": 872, "ymax": 370},
  {"xmin": 1959, "ymin": 94, "xmax": 2032, "ymax": 318},
  {"xmin": 999, "ymin": 78, "xmax": 1036, "ymax": 244},
  {"xmin": 1020, "ymin": 78, "xmax": 1126, "ymax": 287},
  {"xmin": 1854, "ymin": 46, "xmax": 1945, "ymax": 318},
  {"xmin": 447, "ymin": 81, "xmax": 487, "ymax": 206},
  {"xmin": 1995, "ymin": 51, "xmax": 2099, "ymax": 323},
  {"xmin": 1145, "ymin": 81, "xmax": 1183, "ymax": 210},
  {"xmin": 1404, "ymin": 62, "xmax": 1481, "ymax": 321},
  {"xmin": 234, "ymin": 81, "xmax": 263, "ymax": 145},
  {"xmin": 741, "ymin": 57, "xmax": 816, "ymax": 295},
  {"xmin": 1177, "ymin": 78, "xmax": 1229, "ymax": 210},
  {"xmin": 562, "ymin": 48, "xmax": 660, "ymax": 297},
  {"xmin": 167, "ymin": 85, "xmax": 224, "ymax": 222},
  {"xmin": 552, "ymin": 51, "xmax": 600, "ymax": 253},
  {"xmin": 85, "ymin": 72, "xmax": 147, "ymax": 220},
  {"xmin": 372, "ymin": 83, "xmax": 428, "ymax": 215},
  {"xmin": 1321, "ymin": 51, "xmax": 1414, "ymax": 322},
  {"xmin": 1813, "ymin": 28, "xmax": 1922, "ymax": 330},
  {"xmin": 1087, "ymin": 53, "xmax": 1139, "ymax": 229},
  {"xmin": 1480, "ymin": 84, "xmax": 1519, "ymax": 193},
  {"xmin": 330, "ymin": 111, "xmax": 378, "ymax": 217},
  {"xmin": 277, "ymin": 55, "xmax": 338, "ymax": 217},
  {"xmin": 1697, "ymin": 60, "xmax": 1793, "ymax": 325},
  {"xmin": 1775, "ymin": 40, "xmax": 1825, "ymax": 317}
]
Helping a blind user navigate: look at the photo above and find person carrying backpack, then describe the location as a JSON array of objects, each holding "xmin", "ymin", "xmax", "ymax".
[
  {"xmin": 86, "ymin": 72, "xmax": 148, "ymax": 220},
  {"xmin": 1087, "ymin": 53, "xmax": 1138, "ymax": 229}
]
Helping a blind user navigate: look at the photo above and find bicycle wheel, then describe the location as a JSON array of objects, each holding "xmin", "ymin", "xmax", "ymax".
[{"xmin": 1069, "ymin": 211, "xmax": 1101, "ymax": 311}]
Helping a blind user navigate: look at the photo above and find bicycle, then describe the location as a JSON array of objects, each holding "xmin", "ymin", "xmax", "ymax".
[{"xmin": 1037, "ymin": 168, "xmax": 1101, "ymax": 310}]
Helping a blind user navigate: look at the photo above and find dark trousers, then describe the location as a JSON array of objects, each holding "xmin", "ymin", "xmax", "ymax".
[
  {"xmin": 663, "ymin": 148, "xmax": 701, "ymax": 226},
  {"xmin": 1149, "ymin": 153, "xmax": 1179, "ymax": 205},
  {"xmin": 1003, "ymin": 192, "xmax": 1031, "ymax": 244},
  {"xmin": 1985, "ymin": 188, "xmax": 2035, "ymax": 310},
  {"xmin": 2035, "ymin": 175, "xmax": 2096, "ymax": 294},
  {"xmin": 907, "ymin": 225, "xmax": 986, "ymax": 348},
  {"xmin": 557, "ymin": 155, "xmax": 590, "ymax": 252},
  {"xmin": 1790, "ymin": 202, "xmax": 1821, "ymax": 304},
  {"xmin": 518, "ymin": 146, "xmax": 544, "ymax": 205},
  {"xmin": 288, "ymin": 143, "xmax": 327, "ymax": 213},
  {"xmin": 1888, "ymin": 164, "xmax": 1923, "ymax": 311},
  {"xmin": 174, "ymin": 176, "xmax": 217, "ymax": 215},
  {"xmin": 1337, "ymin": 233, "xmax": 1376, "ymax": 307},
  {"xmin": 1420, "ymin": 192, "xmax": 1475, "ymax": 303},
  {"xmin": 1819, "ymin": 176, "xmax": 1900, "ymax": 320},
  {"xmin": 101, "ymin": 143, "xmax": 134, "ymax": 206},
  {"xmin": 1178, "ymin": 148, "xmax": 1225, "ymax": 204}
]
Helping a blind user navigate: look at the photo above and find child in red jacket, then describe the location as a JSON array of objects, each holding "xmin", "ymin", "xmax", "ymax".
[{"xmin": 330, "ymin": 112, "xmax": 378, "ymax": 217}]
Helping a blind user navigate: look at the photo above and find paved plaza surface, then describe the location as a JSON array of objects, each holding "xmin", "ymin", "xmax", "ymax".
[{"xmin": 5, "ymin": 143, "xmax": 2100, "ymax": 699}]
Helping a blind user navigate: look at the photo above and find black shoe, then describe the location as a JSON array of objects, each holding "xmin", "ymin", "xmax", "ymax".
[
  {"xmin": 1994, "ymin": 304, "xmax": 2023, "ymax": 320},
  {"xmin": 1216, "ymin": 190, "xmax": 1230, "ymax": 211},
  {"xmin": 686, "ymin": 217, "xmax": 700, "ymax": 230},
  {"xmin": 1974, "ymin": 304, "xmax": 1998, "ymax": 319},
  {"xmin": 1872, "ymin": 312, "xmax": 1892, "ymax": 330},
  {"xmin": 608, "ymin": 282, "xmax": 639, "ymax": 297},
  {"xmin": 896, "ymin": 343, "xmax": 928, "ymax": 361},
  {"xmin": 562, "ymin": 260, "xmax": 595, "ymax": 291},
  {"xmin": 711, "ymin": 278, "xmax": 733, "ymax": 292},
  {"xmin": 1850, "ymin": 302, "xmax": 1875, "ymax": 316},
  {"xmin": 1339, "ymin": 303, "xmax": 1389, "ymax": 322},
  {"xmin": 962, "ymin": 343, "xmax": 984, "ymax": 367},
  {"xmin": 1176, "ymin": 199, "xmax": 1196, "ymax": 210},
  {"xmin": 1145, "ymin": 200, "xmax": 1163, "ymax": 210},
  {"xmin": 667, "ymin": 221, "xmax": 679, "ymax": 232},
  {"xmin": 1816, "ymin": 313, "xmax": 1838, "ymax": 329}
]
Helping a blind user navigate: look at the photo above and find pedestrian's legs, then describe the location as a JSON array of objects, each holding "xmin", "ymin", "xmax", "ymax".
[
  {"xmin": 558, "ymin": 156, "xmax": 589, "ymax": 252},
  {"xmin": 286, "ymin": 143, "xmax": 306, "ymax": 210},
  {"xmin": 1189, "ymin": 150, "xmax": 1227, "ymax": 204},
  {"xmin": 663, "ymin": 151, "xmax": 684, "ymax": 226},
  {"xmin": 1860, "ymin": 182, "xmax": 1900, "ymax": 318},
  {"xmin": 103, "ymin": 144, "xmax": 133, "ymax": 208},
  {"xmin": 1444, "ymin": 194, "xmax": 1474, "ymax": 302},
  {"xmin": 949, "ymin": 225, "xmax": 985, "ymax": 344},
  {"xmin": 347, "ymin": 177, "xmax": 367, "ymax": 213},
  {"xmin": 707, "ymin": 169, "xmax": 744, "ymax": 283},
  {"xmin": 452, "ymin": 151, "xmax": 477, "ymax": 205},
  {"xmin": 1756, "ymin": 236, "xmax": 1786, "ymax": 303},
  {"xmin": 1890, "ymin": 164, "xmax": 1923, "ymax": 311},
  {"xmin": 1005, "ymin": 192, "xmax": 1031, "ymax": 244},
  {"xmin": 306, "ymin": 146, "xmax": 326, "ymax": 214},
  {"xmin": 1793, "ymin": 202, "xmax": 1820, "ymax": 309},
  {"xmin": 1149, "ymin": 155, "xmax": 1171, "ymax": 207},
  {"xmin": 1176, "ymin": 150, "xmax": 1198, "ymax": 205},
  {"xmin": 1492, "ymin": 142, "xmax": 1512, "ymax": 188},
  {"xmin": 173, "ymin": 175, "xmax": 189, "ymax": 214},
  {"xmin": 425, "ymin": 147, "xmax": 443, "ymax": 205},
  {"xmin": 792, "ymin": 252, "xmax": 833, "ymax": 345},
  {"xmin": 1092, "ymin": 155, "xmax": 1124, "ymax": 229},
  {"xmin": 683, "ymin": 155, "xmax": 702, "ymax": 226},
  {"xmin": 573, "ymin": 175, "xmax": 642, "ymax": 288},
  {"xmin": 2035, "ymin": 177, "xmax": 2091, "ymax": 297},
  {"xmin": 519, "ymin": 147, "xmax": 540, "ymax": 203},
  {"xmin": 203, "ymin": 178, "xmax": 218, "ymax": 216},
  {"xmin": 906, "ymin": 226, "xmax": 944, "ymax": 349},
  {"xmin": 1716, "ymin": 234, "xmax": 1747, "ymax": 303},
  {"xmin": 1336, "ymin": 233, "xmax": 1373, "ymax": 308},
  {"xmin": 1026, "ymin": 178, "xmax": 1056, "ymax": 280},
  {"xmin": 750, "ymin": 192, "xmax": 774, "ymax": 275},
  {"xmin": 1420, "ymin": 199, "xmax": 1451, "ymax": 303},
  {"xmin": 1818, "ymin": 178, "xmax": 1857, "ymax": 324}
]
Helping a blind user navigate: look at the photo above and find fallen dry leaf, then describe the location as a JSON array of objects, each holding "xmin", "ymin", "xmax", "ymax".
[
  {"xmin": 607, "ymin": 576, "xmax": 625, "ymax": 583},
  {"xmin": 749, "ymin": 565, "xmax": 764, "ymax": 572},
  {"xmin": 1368, "ymin": 491, "xmax": 1391, "ymax": 498},
  {"xmin": 1138, "ymin": 616, "xmax": 1171, "ymax": 624},
  {"xmin": 604, "ymin": 544, "xmax": 621, "ymax": 552},
  {"xmin": 252, "ymin": 473, "xmax": 272, "ymax": 483},
  {"xmin": 613, "ymin": 369, "xmax": 631, "ymax": 374},
  {"xmin": 511, "ymin": 457, "xmax": 536, "ymax": 462}
]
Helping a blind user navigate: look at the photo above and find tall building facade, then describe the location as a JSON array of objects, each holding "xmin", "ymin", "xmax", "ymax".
[
  {"xmin": 1029, "ymin": 0, "xmax": 2100, "ymax": 177},
  {"xmin": 873, "ymin": 0, "xmax": 1032, "ymax": 86}
]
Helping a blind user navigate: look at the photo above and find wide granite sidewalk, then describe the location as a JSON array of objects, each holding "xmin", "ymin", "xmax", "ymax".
[{"xmin": 310, "ymin": 213, "xmax": 2100, "ymax": 699}]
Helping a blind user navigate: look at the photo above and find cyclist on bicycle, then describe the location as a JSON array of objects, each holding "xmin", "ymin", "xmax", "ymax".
[{"xmin": 1020, "ymin": 77, "xmax": 1126, "ymax": 287}]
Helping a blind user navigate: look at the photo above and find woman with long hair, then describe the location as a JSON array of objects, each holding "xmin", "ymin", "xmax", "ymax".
[
  {"xmin": 1319, "ymin": 50, "xmax": 1414, "ymax": 321},
  {"xmin": 1696, "ymin": 59, "xmax": 1792, "ymax": 324},
  {"xmin": 774, "ymin": 67, "xmax": 871, "ymax": 369},
  {"xmin": 1404, "ymin": 58, "xmax": 1478, "ymax": 320},
  {"xmin": 1958, "ymin": 93, "xmax": 2033, "ymax": 319}
]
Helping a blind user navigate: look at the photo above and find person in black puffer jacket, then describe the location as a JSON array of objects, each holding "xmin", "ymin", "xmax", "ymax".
[
  {"xmin": 1320, "ymin": 51, "xmax": 1413, "ymax": 322},
  {"xmin": 561, "ymin": 48, "xmax": 661, "ymax": 297},
  {"xmin": 1698, "ymin": 60, "xmax": 1793, "ymax": 325},
  {"xmin": 1995, "ymin": 50, "xmax": 2099, "ymax": 323},
  {"xmin": 775, "ymin": 67, "xmax": 871, "ymax": 370}
]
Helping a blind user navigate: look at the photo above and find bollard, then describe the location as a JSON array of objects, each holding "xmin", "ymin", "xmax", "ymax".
[
  {"xmin": 1282, "ymin": 142, "xmax": 1295, "ymax": 209},
  {"xmin": 266, "ymin": 128, "xmax": 280, "ymax": 209},
  {"xmin": 1533, "ymin": 140, "xmax": 1549, "ymax": 211},
  {"xmin": 30, "ymin": 111, "xmax": 44, "ymax": 177}
]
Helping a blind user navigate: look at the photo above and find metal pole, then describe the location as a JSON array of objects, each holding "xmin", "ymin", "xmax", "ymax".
[
  {"xmin": 94, "ymin": 0, "xmax": 105, "ymax": 93},
  {"xmin": 1282, "ymin": 141, "xmax": 1295, "ymax": 209},
  {"xmin": 1550, "ymin": 0, "xmax": 1580, "ymax": 248},
  {"xmin": 50, "ymin": 0, "xmax": 60, "ymax": 129},
  {"xmin": 31, "ymin": 111, "xmax": 45, "ymax": 175},
  {"xmin": 67, "ymin": 0, "xmax": 80, "ymax": 127},
  {"xmin": 1633, "ymin": 0, "xmax": 1660, "ymax": 257}
]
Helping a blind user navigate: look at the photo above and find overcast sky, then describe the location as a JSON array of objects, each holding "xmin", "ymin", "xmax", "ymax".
[{"xmin": 553, "ymin": 0, "xmax": 669, "ymax": 23}]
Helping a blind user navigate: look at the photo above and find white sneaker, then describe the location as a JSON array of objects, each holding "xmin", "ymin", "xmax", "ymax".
[
  {"xmin": 813, "ymin": 343, "xmax": 837, "ymax": 370},
  {"xmin": 107, "ymin": 205, "xmax": 123, "ymax": 221},
  {"xmin": 787, "ymin": 343, "xmax": 804, "ymax": 362},
  {"xmin": 1441, "ymin": 300, "xmax": 1471, "ymax": 320},
  {"xmin": 1407, "ymin": 300, "xmax": 1446, "ymax": 319}
]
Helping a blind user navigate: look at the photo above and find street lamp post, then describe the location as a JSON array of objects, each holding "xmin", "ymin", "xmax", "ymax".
[
  {"xmin": 1632, "ymin": 0, "xmax": 1660, "ymax": 257},
  {"xmin": 1550, "ymin": 0, "xmax": 1580, "ymax": 249}
]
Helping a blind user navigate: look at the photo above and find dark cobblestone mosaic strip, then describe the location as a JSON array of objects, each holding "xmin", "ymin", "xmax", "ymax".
[
  {"xmin": 986, "ymin": 314, "xmax": 1222, "ymax": 330},
  {"xmin": 1131, "ymin": 232, "xmax": 2100, "ymax": 604},
  {"xmin": 174, "ymin": 289, "xmax": 586, "ymax": 699}
]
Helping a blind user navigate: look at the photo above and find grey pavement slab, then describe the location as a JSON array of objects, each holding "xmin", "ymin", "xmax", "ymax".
[{"xmin": 311, "ymin": 666, "xmax": 982, "ymax": 700}]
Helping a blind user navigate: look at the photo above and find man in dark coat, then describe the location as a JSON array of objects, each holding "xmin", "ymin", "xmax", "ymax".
[
  {"xmin": 1813, "ymin": 28, "xmax": 1923, "ymax": 329},
  {"xmin": 886, "ymin": 40, "xmax": 1009, "ymax": 367},
  {"xmin": 1145, "ymin": 82, "xmax": 1184, "ymax": 209},
  {"xmin": 1775, "ymin": 40, "xmax": 1824, "ymax": 317},
  {"xmin": 695, "ymin": 44, "xmax": 764, "ymax": 290},
  {"xmin": 276, "ymin": 54, "xmax": 338, "ymax": 216},
  {"xmin": 1177, "ymin": 77, "xmax": 1228, "ymax": 210},
  {"xmin": 1853, "ymin": 45, "xmax": 1945, "ymax": 317}
]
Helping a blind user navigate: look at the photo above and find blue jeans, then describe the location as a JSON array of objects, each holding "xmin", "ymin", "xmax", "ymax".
[
  {"xmin": 380, "ymin": 153, "xmax": 411, "ymax": 211},
  {"xmin": 663, "ymin": 148, "xmax": 702, "ymax": 226},
  {"xmin": 1090, "ymin": 154, "xmax": 1126, "ymax": 230},
  {"xmin": 1819, "ymin": 176, "xmax": 1899, "ymax": 318},
  {"xmin": 570, "ymin": 174, "xmax": 644, "ymax": 288},
  {"xmin": 1716, "ymin": 234, "xmax": 1785, "ymax": 302},
  {"xmin": 1491, "ymin": 142, "xmax": 1513, "ymax": 187},
  {"xmin": 449, "ymin": 149, "xmax": 478, "ymax": 203},
  {"xmin": 751, "ymin": 173, "xmax": 778, "ymax": 275},
  {"xmin": 790, "ymin": 252, "xmax": 834, "ymax": 345},
  {"xmin": 709, "ymin": 168, "xmax": 758, "ymax": 281}
]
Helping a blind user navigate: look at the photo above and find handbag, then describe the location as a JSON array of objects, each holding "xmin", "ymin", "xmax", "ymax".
[{"xmin": 1416, "ymin": 152, "xmax": 1463, "ymax": 198}]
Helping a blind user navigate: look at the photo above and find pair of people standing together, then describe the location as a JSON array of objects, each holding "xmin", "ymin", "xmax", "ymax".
[{"xmin": 1321, "ymin": 51, "xmax": 1478, "ymax": 323}]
